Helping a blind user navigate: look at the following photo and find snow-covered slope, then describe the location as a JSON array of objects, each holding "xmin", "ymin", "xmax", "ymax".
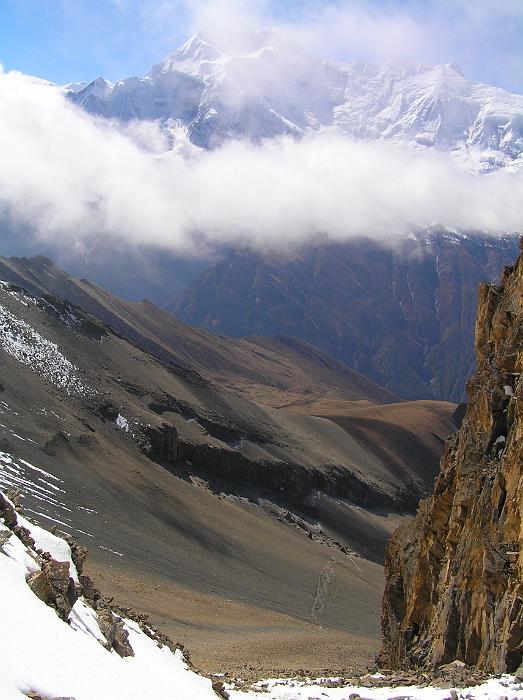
[
  {"xmin": 0, "ymin": 489, "xmax": 220, "ymax": 700},
  {"xmin": 66, "ymin": 31, "xmax": 523, "ymax": 168}
]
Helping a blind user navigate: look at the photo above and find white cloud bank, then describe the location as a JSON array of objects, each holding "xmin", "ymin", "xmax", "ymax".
[{"xmin": 0, "ymin": 68, "xmax": 522, "ymax": 256}]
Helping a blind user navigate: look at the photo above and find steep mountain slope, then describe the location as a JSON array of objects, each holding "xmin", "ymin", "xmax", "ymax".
[
  {"xmin": 5, "ymin": 492, "xmax": 520, "ymax": 699},
  {"xmin": 380, "ymin": 239, "xmax": 523, "ymax": 673},
  {"xmin": 172, "ymin": 231, "xmax": 519, "ymax": 402},
  {"xmin": 67, "ymin": 32, "xmax": 523, "ymax": 169},
  {"xmin": 0, "ymin": 254, "xmax": 397, "ymax": 408},
  {"xmin": 0, "ymin": 273, "xmax": 456, "ymax": 674}
]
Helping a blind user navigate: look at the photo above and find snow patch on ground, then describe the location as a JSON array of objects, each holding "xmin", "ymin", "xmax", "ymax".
[
  {"xmin": 226, "ymin": 675, "xmax": 523, "ymax": 699},
  {"xmin": 68, "ymin": 597, "xmax": 106, "ymax": 642},
  {"xmin": 116, "ymin": 413, "xmax": 130, "ymax": 431},
  {"xmin": 0, "ymin": 302, "xmax": 92, "ymax": 396},
  {"xmin": 0, "ymin": 450, "xmax": 98, "ymax": 542},
  {"xmin": 0, "ymin": 451, "xmax": 68, "ymax": 514},
  {"xmin": 99, "ymin": 543, "xmax": 124, "ymax": 557},
  {"xmin": 15, "ymin": 507, "xmax": 79, "ymax": 582},
  {"xmin": 0, "ymin": 281, "xmax": 38, "ymax": 307},
  {"xmin": 43, "ymin": 299, "xmax": 83, "ymax": 329}
]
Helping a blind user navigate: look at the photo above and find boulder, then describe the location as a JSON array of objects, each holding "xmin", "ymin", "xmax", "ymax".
[{"xmin": 26, "ymin": 571, "xmax": 53, "ymax": 603}]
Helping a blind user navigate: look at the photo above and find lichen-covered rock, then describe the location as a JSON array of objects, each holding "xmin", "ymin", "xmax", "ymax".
[{"xmin": 380, "ymin": 238, "xmax": 523, "ymax": 673}]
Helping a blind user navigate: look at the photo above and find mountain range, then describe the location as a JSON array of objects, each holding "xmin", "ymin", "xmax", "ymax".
[
  {"xmin": 2, "ymin": 29, "xmax": 523, "ymax": 694},
  {"xmin": 66, "ymin": 31, "xmax": 523, "ymax": 170},
  {"xmin": 0, "ymin": 33, "xmax": 519, "ymax": 410}
]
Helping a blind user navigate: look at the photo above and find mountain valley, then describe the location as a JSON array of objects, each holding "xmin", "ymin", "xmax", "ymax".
[
  {"xmin": 0, "ymin": 259, "xmax": 459, "ymax": 676},
  {"xmin": 1, "ymin": 16, "xmax": 523, "ymax": 698}
]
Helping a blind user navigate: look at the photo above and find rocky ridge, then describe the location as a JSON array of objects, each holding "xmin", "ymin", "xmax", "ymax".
[
  {"xmin": 0, "ymin": 258, "xmax": 451, "ymax": 525},
  {"xmin": 380, "ymin": 239, "xmax": 523, "ymax": 672},
  {"xmin": 0, "ymin": 253, "xmax": 398, "ymax": 409}
]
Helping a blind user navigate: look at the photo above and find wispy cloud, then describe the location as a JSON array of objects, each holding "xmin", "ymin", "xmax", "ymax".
[
  {"xmin": 0, "ymin": 68, "xmax": 521, "ymax": 258},
  {"xmin": 135, "ymin": 0, "xmax": 523, "ymax": 91}
]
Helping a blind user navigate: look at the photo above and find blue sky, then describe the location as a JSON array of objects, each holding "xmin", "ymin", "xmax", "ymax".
[
  {"xmin": 0, "ymin": 0, "xmax": 522, "ymax": 91},
  {"xmin": 0, "ymin": 0, "xmax": 189, "ymax": 84}
]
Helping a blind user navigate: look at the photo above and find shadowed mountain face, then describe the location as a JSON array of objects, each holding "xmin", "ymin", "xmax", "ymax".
[
  {"xmin": 0, "ymin": 256, "xmax": 457, "ymax": 673},
  {"xmin": 171, "ymin": 232, "xmax": 520, "ymax": 402}
]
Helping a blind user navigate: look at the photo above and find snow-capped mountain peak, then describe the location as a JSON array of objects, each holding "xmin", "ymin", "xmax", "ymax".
[
  {"xmin": 176, "ymin": 32, "xmax": 222, "ymax": 60},
  {"xmin": 148, "ymin": 33, "xmax": 228, "ymax": 80},
  {"xmin": 65, "ymin": 75, "xmax": 114, "ymax": 97},
  {"xmin": 65, "ymin": 32, "xmax": 523, "ymax": 166}
]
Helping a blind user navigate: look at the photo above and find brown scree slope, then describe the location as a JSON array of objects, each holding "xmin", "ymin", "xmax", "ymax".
[{"xmin": 0, "ymin": 254, "xmax": 396, "ymax": 408}]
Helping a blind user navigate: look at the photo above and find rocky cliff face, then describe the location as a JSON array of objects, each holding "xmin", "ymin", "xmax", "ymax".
[{"xmin": 380, "ymin": 239, "xmax": 523, "ymax": 672}]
